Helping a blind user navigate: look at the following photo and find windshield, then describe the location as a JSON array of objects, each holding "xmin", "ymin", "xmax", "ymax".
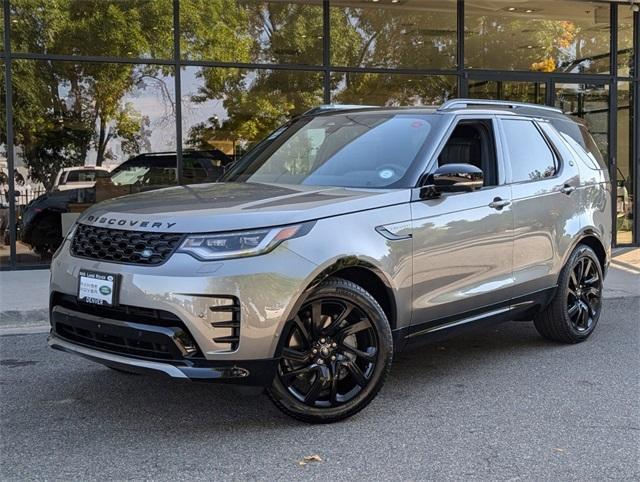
[{"xmin": 224, "ymin": 112, "xmax": 439, "ymax": 188}]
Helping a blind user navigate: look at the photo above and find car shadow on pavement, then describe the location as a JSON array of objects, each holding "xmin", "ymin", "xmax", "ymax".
[{"xmin": 32, "ymin": 318, "xmax": 576, "ymax": 431}]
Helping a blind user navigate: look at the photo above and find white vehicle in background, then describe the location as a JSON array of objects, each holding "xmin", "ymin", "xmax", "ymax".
[{"xmin": 53, "ymin": 166, "xmax": 111, "ymax": 192}]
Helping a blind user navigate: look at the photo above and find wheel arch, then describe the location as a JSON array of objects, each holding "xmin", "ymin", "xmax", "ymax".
[
  {"xmin": 565, "ymin": 229, "xmax": 609, "ymax": 276},
  {"xmin": 286, "ymin": 256, "xmax": 398, "ymax": 331}
]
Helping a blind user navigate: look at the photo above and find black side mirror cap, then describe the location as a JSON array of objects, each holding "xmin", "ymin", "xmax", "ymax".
[{"xmin": 423, "ymin": 163, "xmax": 484, "ymax": 196}]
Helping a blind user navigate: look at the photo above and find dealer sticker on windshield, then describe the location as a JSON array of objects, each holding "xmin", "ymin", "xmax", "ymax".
[{"xmin": 78, "ymin": 270, "xmax": 118, "ymax": 307}]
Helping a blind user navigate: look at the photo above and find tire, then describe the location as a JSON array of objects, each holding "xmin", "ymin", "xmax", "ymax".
[
  {"xmin": 30, "ymin": 213, "xmax": 63, "ymax": 257},
  {"xmin": 534, "ymin": 244, "xmax": 604, "ymax": 344},
  {"xmin": 267, "ymin": 278, "xmax": 393, "ymax": 423}
]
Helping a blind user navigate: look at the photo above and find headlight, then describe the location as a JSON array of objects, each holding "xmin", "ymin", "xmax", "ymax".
[{"xmin": 177, "ymin": 222, "xmax": 313, "ymax": 261}]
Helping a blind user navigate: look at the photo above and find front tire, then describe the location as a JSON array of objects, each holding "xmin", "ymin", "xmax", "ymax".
[
  {"xmin": 267, "ymin": 278, "xmax": 393, "ymax": 423},
  {"xmin": 534, "ymin": 244, "xmax": 604, "ymax": 343}
]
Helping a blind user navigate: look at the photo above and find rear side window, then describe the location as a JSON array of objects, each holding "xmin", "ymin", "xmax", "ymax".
[
  {"xmin": 502, "ymin": 119, "xmax": 556, "ymax": 183},
  {"xmin": 549, "ymin": 118, "xmax": 606, "ymax": 170}
]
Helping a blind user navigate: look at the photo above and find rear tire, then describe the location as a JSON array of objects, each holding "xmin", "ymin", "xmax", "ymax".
[
  {"xmin": 267, "ymin": 278, "xmax": 393, "ymax": 423},
  {"xmin": 534, "ymin": 244, "xmax": 603, "ymax": 344}
]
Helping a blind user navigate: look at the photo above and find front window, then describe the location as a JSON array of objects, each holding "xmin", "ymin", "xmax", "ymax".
[{"xmin": 224, "ymin": 113, "xmax": 440, "ymax": 188}]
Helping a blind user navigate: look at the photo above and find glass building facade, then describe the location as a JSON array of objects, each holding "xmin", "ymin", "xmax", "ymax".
[{"xmin": 0, "ymin": 0, "xmax": 638, "ymax": 269}]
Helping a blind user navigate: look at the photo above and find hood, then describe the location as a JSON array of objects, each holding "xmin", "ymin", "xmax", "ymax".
[{"xmin": 78, "ymin": 182, "xmax": 411, "ymax": 233}]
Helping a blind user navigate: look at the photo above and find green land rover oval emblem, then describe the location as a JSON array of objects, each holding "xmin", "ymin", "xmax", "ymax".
[{"xmin": 99, "ymin": 285, "xmax": 112, "ymax": 296}]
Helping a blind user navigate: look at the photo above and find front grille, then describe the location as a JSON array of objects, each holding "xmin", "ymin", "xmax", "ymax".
[{"xmin": 70, "ymin": 223, "xmax": 184, "ymax": 265}]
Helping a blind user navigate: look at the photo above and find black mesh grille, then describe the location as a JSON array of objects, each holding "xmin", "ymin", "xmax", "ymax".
[{"xmin": 70, "ymin": 223, "xmax": 184, "ymax": 265}]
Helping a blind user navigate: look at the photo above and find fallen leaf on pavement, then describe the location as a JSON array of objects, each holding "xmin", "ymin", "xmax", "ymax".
[{"xmin": 298, "ymin": 455, "xmax": 323, "ymax": 466}]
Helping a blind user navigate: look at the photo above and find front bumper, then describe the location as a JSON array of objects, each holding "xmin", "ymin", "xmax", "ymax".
[
  {"xmin": 50, "ymin": 242, "xmax": 319, "ymax": 361},
  {"xmin": 48, "ymin": 332, "xmax": 278, "ymax": 386}
]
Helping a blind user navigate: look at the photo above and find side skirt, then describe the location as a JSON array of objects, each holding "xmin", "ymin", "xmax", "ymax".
[{"xmin": 393, "ymin": 287, "xmax": 556, "ymax": 351}]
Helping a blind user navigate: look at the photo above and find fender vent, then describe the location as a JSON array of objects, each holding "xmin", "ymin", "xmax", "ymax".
[{"xmin": 210, "ymin": 297, "xmax": 241, "ymax": 351}]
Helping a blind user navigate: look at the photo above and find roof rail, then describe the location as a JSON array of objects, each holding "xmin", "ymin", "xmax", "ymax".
[
  {"xmin": 438, "ymin": 98, "xmax": 562, "ymax": 113},
  {"xmin": 302, "ymin": 104, "xmax": 378, "ymax": 116}
]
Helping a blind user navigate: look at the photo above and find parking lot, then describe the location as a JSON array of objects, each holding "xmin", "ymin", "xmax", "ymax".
[{"xmin": 1, "ymin": 296, "xmax": 638, "ymax": 481}]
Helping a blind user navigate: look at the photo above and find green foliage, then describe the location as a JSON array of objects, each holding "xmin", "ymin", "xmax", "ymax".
[{"xmin": 7, "ymin": 0, "xmax": 173, "ymax": 188}]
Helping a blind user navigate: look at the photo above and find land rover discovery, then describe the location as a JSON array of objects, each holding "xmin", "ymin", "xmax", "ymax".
[{"xmin": 49, "ymin": 100, "xmax": 611, "ymax": 423}]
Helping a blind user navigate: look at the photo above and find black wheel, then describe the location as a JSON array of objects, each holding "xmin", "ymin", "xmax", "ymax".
[
  {"xmin": 534, "ymin": 244, "xmax": 603, "ymax": 343},
  {"xmin": 267, "ymin": 278, "xmax": 393, "ymax": 423}
]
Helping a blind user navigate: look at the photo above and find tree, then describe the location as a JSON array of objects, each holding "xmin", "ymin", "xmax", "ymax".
[{"xmin": 6, "ymin": 0, "xmax": 174, "ymax": 188}]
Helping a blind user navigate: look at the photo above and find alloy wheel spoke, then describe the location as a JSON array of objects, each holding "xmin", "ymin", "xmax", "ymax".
[
  {"xmin": 344, "ymin": 360, "xmax": 368, "ymax": 387},
  {"xmin": 569, "ymin": 270, "xmax": 579, "ymax": 290},
  {"xmin": 575, "ymin": 259, "xmax": 585, "ymax": 281},
  {"xmin": 584, "ymin": 287, "xmax": 601, "ymax": 298},
  {"xmin": 329, "ymin": 361, "xmax": 340, "ymax": 405},
  {"xmin": 281, "ymin": 365, "xmax": 316, "ymax": 381},
  {"xmin": 281, "ymin": 347, "xmax": 310, "ymax": 363},
  {"xmin": 304, "ymin": 375, "xmax": 325, "ymax": 404},
  {"xmin": 292, "ymin": 315, "xmax": 312, "ymax": 345},
  {"xmin": 578, "ymin": 301, "xmax": 589, "ymax": 327},
  {"xmin": 581, "ymin": 259, "xmax": 592, "ymax": 283},
  {"xmin": 567, "ymin": 302, "xmax": 580, "ymax": 318},
  {"xmin": 583, "ymin": 275, "xmax": 599, "ymax": 286},
  {"xmin": 324, "ymin": 303, "xmax": 354, "ymax": 336},
  {"xmin": 582, "ymin": 296, "xmax": 598, "ymax": 316},
  {"xmin": 341, "ymin": 343, "xmax": 377, "ymax": 363},
  {"xmin": 310, "ymin": 301, "xmax": 324, "ymax": 339},
  {"xmin": 337, "ymin": 319, "xmax": 371, "ymax": 339}
]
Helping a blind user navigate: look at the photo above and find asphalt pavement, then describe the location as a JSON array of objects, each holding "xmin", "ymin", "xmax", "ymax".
[{"xmin": 1, "ymin": 297, "xmax": 638, "ymax": 481}]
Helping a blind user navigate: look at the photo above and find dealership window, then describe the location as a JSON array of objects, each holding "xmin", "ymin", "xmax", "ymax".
[
  {"xmin": 618, "ymin": 7, "xmax": 635, "ymax": 77},
  {"xmin": 9, "ymin": 60, "xmax": 177, "ymax": 266},
  {"xmin": 9, "ymin": 0, "xmax": 174, "ymax": 59},
  {"xmin": 617, "ymin": 82, "xmax": 635, "ymax": 245},
  {"xmin": 180, "ymin": 0, "xmax": 323, "ymax": 65},
  {"xmin": 330, "ymin": 73, "xmax": 456, "ymax": 106},
  {"xmin": 468, "ymin": 80, "xmax": 546, "ymax": 104},
  {"xmin": 181, "ymin": 66, "xmax": 323, "ymax": 162},
  {"xmin": 465, "ymin": 1, "xmax": 610, "ymax": 74},
  {"xmin": 555, "ymin": 83, "xmax": 610, "ymax": 161},
  {"xmin": 330, "ymin": 0, "xmax": 457, "ymax": 70}
]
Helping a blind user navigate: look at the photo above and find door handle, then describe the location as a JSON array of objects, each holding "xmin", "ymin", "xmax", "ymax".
[
  {"xmin": 488, "ymin": 197, "xmax": 511, "ymax": 210},
  {"xmin": 561, "ymin": 184, "xmax": 576, "ymax": 195}
]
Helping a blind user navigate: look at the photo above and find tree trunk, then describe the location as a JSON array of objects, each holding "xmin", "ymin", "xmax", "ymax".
[{"xmin": 96, "ymin": 115, "xmax": 108, "ymax": 166}]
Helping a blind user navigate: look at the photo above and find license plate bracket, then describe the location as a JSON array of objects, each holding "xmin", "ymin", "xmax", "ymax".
[{"xmin": 77, "ymin": 270, "xmax": 119, "ymax": 307}]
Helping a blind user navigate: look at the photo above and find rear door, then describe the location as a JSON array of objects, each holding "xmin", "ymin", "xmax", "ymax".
[
  {"xmin": 497, "ymin": 116, "xmax": 582, "ymax": 297},
  {"xmin": 410, "ymin": 115, "xmax": 514, "ymax": 334}
]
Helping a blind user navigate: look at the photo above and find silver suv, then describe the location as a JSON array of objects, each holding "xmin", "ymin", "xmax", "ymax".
[{"xmin": 49, "ymin": 100, "xmax": 611, "ymax": 423}]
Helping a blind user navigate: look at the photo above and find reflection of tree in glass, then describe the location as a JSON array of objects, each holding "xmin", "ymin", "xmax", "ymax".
[
  {"xmin": 184, "ymin": 2, "xmax": 325, "ymax": 156},
  {"xmin": 465, "ymin": 11, "xmax": 609, "ymax": 74},
  {"xmin": 330, "ymin": 4, "xmax": 457, "ymax": 70},
  {"xmin": 7, "ymin": 0, "xmax": 174, "ymax": 188}
]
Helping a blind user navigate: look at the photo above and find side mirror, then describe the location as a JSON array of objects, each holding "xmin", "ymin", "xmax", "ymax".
[{"xmin": 425, "ymin": 163, "xmax": 484, "ymax": 194}]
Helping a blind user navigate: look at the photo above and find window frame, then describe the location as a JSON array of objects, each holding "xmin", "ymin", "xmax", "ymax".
[
  {"xmin": 419, "ymin": 114, "xmax": 507, "ymax": 189},
  {"xmin": 497, "ymin": 116, "xmax": 561, "ymax": 185}
]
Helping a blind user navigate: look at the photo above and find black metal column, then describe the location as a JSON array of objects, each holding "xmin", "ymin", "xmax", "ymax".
[
  {"xmin": 173, "ymin": 0, "xmax": 184, "ymax": 185},
  {"xmin": 3, "ymin": 1, "xmax": 16, "ymax": 268},
  {"xmin": 323, "ymin": 0, "xmax": 331, "ymax": 104}
]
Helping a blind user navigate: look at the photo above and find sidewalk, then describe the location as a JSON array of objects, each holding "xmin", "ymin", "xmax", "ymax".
[{"xmin": 1, "ymin": 248, "xmax": 638, "ymax": 334}]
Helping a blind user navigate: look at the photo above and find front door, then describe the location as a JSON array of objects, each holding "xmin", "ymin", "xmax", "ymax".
[{"xmin": 409, "ymin": 116, "xmax": 514, "ymax": 334}]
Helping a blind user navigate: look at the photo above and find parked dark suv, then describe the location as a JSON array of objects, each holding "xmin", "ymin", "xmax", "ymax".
[
  {"xmin": 49, "ymin": 100, "xmax": 611, "ymax": 423},
  {"xmin": 20, "ymin": 150, "xmax": 233, "ymax": 256}
]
